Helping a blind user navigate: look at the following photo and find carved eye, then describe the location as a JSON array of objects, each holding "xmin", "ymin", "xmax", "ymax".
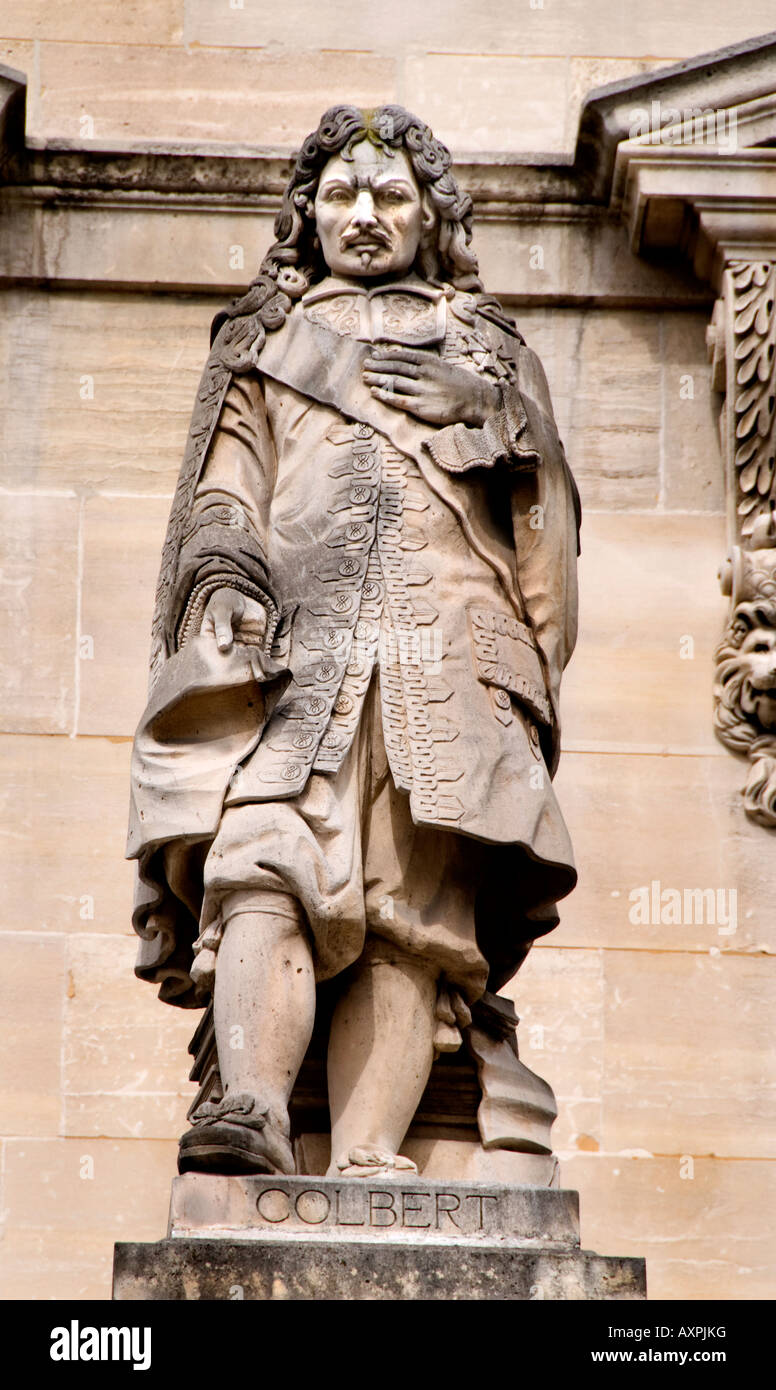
[{"xmin": 752, "ymin": 642, "xmax": 771, "ymax": 653}]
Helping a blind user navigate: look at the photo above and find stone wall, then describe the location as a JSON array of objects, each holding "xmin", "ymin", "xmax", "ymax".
[
  {"xmin": 0, "ymin": 3, "xmax": 774, "ymax": 1301},
  {"xmin": 3, "ymin": 1, "xmax": 776, "ymax": 153}
]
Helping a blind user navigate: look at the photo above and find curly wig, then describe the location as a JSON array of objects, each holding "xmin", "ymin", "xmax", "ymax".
[
  {"xmin": 212, "ymin": 105, "xmax": 485, "ymax": 360},
  {"xmin": 263, "ymin": 104, "xmax": 482, "ymax": 295}
]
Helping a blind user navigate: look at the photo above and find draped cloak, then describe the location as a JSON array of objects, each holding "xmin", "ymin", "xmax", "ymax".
[{"xmin": 127, "ymin": 276, "xmax": 581, "ymax": 1007}]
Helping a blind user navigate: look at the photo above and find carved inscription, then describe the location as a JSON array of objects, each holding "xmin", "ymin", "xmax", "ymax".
[{"xmin": 254, "ymin": 1184, "xmax": 500, "ymax": 1233}]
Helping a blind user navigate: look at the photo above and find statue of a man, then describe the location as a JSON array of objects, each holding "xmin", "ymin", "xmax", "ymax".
[{"xmin": 128, "ymin": 106, "xmax": 580, "ymax": 1181}]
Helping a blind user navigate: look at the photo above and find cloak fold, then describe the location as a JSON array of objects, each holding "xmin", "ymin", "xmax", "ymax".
[
  {"xmin": 129, "ymin": 634, "xmax": 289, "ymax": 1004},
  {"xmin": 129, "ymin": 286, "xmax": 580, "ymax": 1005}
]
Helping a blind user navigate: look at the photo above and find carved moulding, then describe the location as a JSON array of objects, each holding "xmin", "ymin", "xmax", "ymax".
[{"xmin": 611, "ymin": 83, "xmax": 776, "ymax": 826}]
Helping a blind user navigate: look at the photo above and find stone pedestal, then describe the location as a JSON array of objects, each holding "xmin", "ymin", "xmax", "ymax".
[{"xmin": 112, "ymin": 1175, "xmax": 646, "ymax": 1301}]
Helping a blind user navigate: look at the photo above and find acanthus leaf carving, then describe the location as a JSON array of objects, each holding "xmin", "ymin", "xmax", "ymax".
[{"xmin": 729, "ymin": 259, "xmax": 776, "ymax": 537}]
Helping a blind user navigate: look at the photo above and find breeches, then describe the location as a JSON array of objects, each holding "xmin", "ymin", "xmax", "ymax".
[{"xmin": 199, "ymin": 674, "xmax": 490, "ymax": 1001}]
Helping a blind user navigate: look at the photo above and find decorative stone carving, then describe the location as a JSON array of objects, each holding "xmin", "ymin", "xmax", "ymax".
[
  {"xmin": 715, "ymin": 514, "xmax": 776, "ymax": 827},
  {"xmin": 611, "ymin": 63, "xmax": 776, "ymax": 827},
  {"xmin": 727, "ymin": 261, "xmax": 776, "ymax": 540},
  {"xmin": 127, "ymin": 105, "xmax": 580, "ymax": 1184},
  {"xmin": 709, "ymin": 260, "xmax": 776, "ymax": 824},
  {"xmin": 709, "ymin": 260, "xmax": 776, "ymax": 544}
]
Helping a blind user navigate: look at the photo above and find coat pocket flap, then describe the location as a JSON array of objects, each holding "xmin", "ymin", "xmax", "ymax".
[{"xmin": 468, "ymin": 604, "xmax": 552, "ymax": 726}]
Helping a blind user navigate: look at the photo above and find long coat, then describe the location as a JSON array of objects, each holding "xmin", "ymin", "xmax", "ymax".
[{"xmin": 128, "ymin": 276, "xmax": 580, "ymax": 1005}]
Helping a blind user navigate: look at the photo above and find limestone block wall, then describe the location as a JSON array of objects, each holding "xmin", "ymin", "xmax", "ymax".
[
  {"xmin": 0, "ymin": 3, "xmax": 774, "ymax": 1301},
  {"xmin": 2, "ymin": 1, "xmax": 776, "ymax": 153}
]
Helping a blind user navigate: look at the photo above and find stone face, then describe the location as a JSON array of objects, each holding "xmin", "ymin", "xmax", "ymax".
[
  {"xmin": 484, "ymin": 219, "xmax": 711, "ymax": 311},
  {"xmin": 515, "ymin": 307, "xmax": 725, "ymax": 514},
  {"xmin": 567, "ymin": 424, "xmax": 660, "ymax": 511},
  {"xmin": 65, "ymin": 1093, "xmax": 191, "ymax": 1144},
  {"xmin": 113, "ymin": 1235, "xmax": 646, "ymax": 1301},
  {"xmin": 515, "ymin": 306, "xmax": 678, "ymax": 449},
  {"xmin": 0, "ymin": 1136, "xmax": 179, "ymax": 1299},
  {"xmin": 0, "ymin": 199, "xmax": 714, "ymax": 306},
  {"xmin": 183, "ymin": 0, "xmax": 622, "ymax": 57},
  {"xmin": 0, "ymin": 197, "xmax": 277, "ymax": 297},
  {"xmin": 625, "ymin": 9, "xmax": 776, "ymax": 58},
  {"xmin": 564, "ymin": 59, "xmax": 666, "ymax": 151},
  {"xmin": 0, "ymin": 39, "xmax": 34, "ymax": 83},
  {"xmin": 563, "ymin": 310, "xmax": 662, "ymax": 510}
]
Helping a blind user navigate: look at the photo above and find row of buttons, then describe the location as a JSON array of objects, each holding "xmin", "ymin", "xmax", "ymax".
[{"xmin": 280, "ymin": 422, "xmax": 381, "ymax": 782}]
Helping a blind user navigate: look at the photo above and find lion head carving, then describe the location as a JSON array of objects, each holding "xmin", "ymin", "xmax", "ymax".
[
  {"xmin": 714, "ymin": 598, "xmax": 776, "ymax": 749},
  {"xmin": 714, "ymin": 542, "xmax": 776, "ymax": 826}
]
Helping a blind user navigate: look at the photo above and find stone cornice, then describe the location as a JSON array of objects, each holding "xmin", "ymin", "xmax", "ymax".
[
  {"xmin": 1, "ymin": 36, "xmax": 775, "ymax": 302},
  {"xmin": 575, "ymin": 30, "xmax": 776, "ymax": 202},
  {"xmin": 8, "ymin": 140, "xmax": 586, "ymax": 212},
  {"xmin": 1, "ymin": 31, "xmax": 775, "ymax": 215},
  {"xmin": 615, "ymin": 145, "xmax": 776, "ymax": 288}
]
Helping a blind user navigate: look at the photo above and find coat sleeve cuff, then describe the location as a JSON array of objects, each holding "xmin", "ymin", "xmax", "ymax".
[
  {"xmin": 423, "ymin": 382, "xmax": 542, "ymax": 474},
  {"xmin": 176, "ymin": 572, "xmax": 279, "ymax": 650}
]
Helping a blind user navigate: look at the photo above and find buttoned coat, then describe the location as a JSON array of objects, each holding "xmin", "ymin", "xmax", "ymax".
[{"xmin": 128, "ymin": 278, "xmax": 580, "ymax": 1005}]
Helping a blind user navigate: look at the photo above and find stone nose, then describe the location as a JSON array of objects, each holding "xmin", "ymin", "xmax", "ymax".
[
  {"xmin": 350, "ymin": 190, "xmax": 378, "ymax": 228},
  {"xmin": 750, "ymin": 665, "xmax": 776, "ymax": 689}
]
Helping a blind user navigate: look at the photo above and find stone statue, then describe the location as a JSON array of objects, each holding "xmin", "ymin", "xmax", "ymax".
[{"xmin": 127, "ymin": 105, "xmax": 580, "ymax": 1182}]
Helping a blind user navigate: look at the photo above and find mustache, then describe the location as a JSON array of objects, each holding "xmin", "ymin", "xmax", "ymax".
[{"xmin": 340, "ymin": 227, "xmax": 392, "ymax": 250}]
